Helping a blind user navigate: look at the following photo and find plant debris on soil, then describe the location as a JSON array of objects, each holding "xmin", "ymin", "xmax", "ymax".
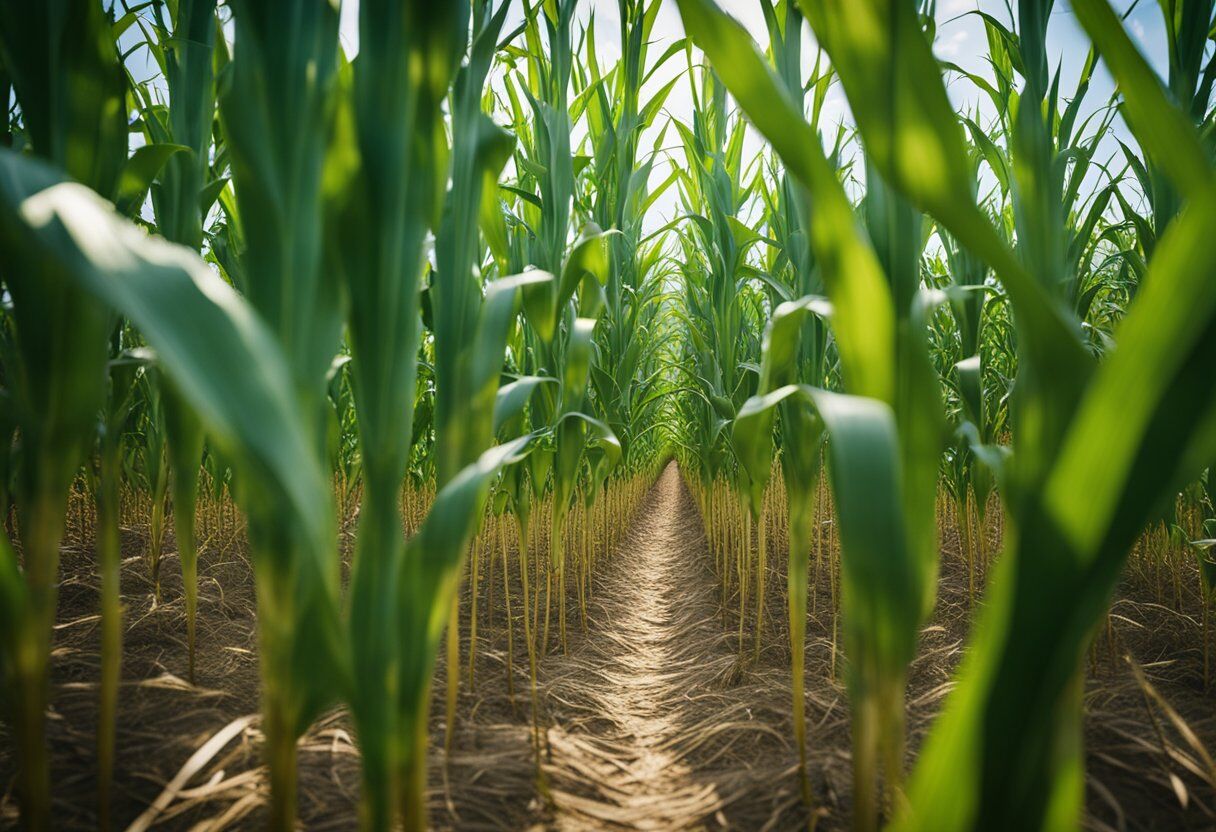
[{"xmin": 2, "ymin": 462, "xmax": 1214, "ymax": 830}]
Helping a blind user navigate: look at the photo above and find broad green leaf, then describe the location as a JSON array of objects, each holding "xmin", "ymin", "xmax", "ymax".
[
  {"xmin": 561, "ymin": 317, "xmax": 599, "ymax": 413},
  {"xmin": 796, "ymin": 0, "xmax": 1091, "ymax": 411},
  {"xmin": 737, "ymin": 384, "xmax": 921, "ymax": 678},
  {"xmin": 396, "ymin": 433, "xmax": 537, "ymax": 707},
  {"xmin": 0, "ymin": 153, "xmax": 346, "ymax": 724},
  {"xmin": 1072, "ymin": 0, "xmax": 1215, "ymax": 199},
  {"xmin": 494, "ymin": 376, "xmax": 559, "ymax": 435},
  {"xmin": 732, "ymin": 295, "xmax": 831, "ymax": 513},
  {"xmin": 0, "ymin": 0, "xmax": 128, "ymax": 197},
  {"xmin": 675, "ymin": 0, "xmax": 895, "ymax": 404},
  {"xmin": 895, "ymin": 4, "xmax": 1216, "ymax": 828},
  {"xmin": 115, "ymin": 143, "xmax": 189, "ymax": 217}
]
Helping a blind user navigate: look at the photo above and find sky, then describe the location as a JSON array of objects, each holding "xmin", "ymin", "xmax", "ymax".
[
  {"xmin": 366, "ymin": 0, "xmax": 1166, "ymax": 230},
  {"xmin": 121, "ymin": 1, "xmax": 1178, "ymax": 231},
  {"xmin": 335, "ymin": 1, "xmax": 1172, "ymax": 130}
]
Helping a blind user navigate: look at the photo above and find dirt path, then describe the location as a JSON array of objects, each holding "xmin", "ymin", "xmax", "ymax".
[
  {"xmin": 529, "ymin": 462, "xmax": 1216, "ymax": 832},
  {"xmin": 1, "ymin": 464, "xmax": 814, "ymax": 831},
  {"xmin": 8, "ymin": 462, "xmax": 1209, "ymax": 829},
  {"xmin": 538, "ymin": 463, "xmax": 772, "ymax": 829}
]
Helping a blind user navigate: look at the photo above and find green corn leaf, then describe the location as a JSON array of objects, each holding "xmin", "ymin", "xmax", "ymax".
[
  {"xmin": 198, "ymin": 176, "xmax": 228, "ymax": 219},
  {"xmin": 737, "ymin": 384, "xmax": 922, "ymax": 678},
  {"xmin": 561, "ymin": 317, "xmax": 599, "ymax": 413},
  {"xmin": 474, "ymin": 271, "xmax": 555, "ymax": 400},
  {"xmin": 114, "ymin": 143, "xmax": 189, "ymax": 217},
  {"xmin": 559, "ymin": 224, "xmax": 619, "ymax": 310},
  {"xmin": 1072, "ymin": 0, "xmax": 1214, "ymax": 199},
  {"xmin": 161, "ymin": 378, "xmax": 205, "ymax": 678},
  {"xmin": 494, "ymin": 376, "xmax": 559, "ymax": 436},
  {"xmin": 732, "ymin": 295, "xmax": 831, "ymax": 513},
  {"xmin": 396, "ymin": 432, "xmax": 538, "ymax": 705},
  {"xmin": 0, "ymin": 0, "xmax": 129, "ymax": 198},
  {"xmin": 796, "ymin": 0, "xmax": 1091, "ymax": 413},
  {"xmin": 0, "ymin": 150, "xmax": 346, "ymax": 720},
  {"xmin": 675, "ymin": 0, "xmax": 895, "ymax": 404},
  {"xmin": 892, "ymin": 3, "xmax": 1216, "ymax": 828},
  {"xmin": 0, "ymin": 532, "xmax": 29, "ymax": 718},
  {"xmin": 556, "ymin": 411, "xmax": 622, "ymax": 473}
]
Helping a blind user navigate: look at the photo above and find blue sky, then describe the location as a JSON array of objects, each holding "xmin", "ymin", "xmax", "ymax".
[
  {"xmin": 124, "ymin": 1, "xmax": 1174, "ymax": 141},
  {"xmin": 120, "ymin": 1, "xmax": 1178, "ymax": 230},
  {"xmin": 334, "ymin": 0, "xmax": 1170, "ymax": 127},
  {"xmin": 409, "ymin": 0, "xmax": 1168, "ymax": 229}
]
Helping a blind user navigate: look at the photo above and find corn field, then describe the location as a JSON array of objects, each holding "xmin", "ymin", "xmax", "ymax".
[{"xmin": 1, "ymin": 0, "xmax": 1215, "ymax": 830}]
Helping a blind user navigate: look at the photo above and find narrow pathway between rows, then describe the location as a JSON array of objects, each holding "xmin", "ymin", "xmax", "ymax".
[{"xmin": 539, "ymin": 462, "xmax": 745, "ymax": 829}]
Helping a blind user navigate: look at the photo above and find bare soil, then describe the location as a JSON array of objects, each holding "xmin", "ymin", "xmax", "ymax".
[{"xmin": 1, "ymin": 462, "xmax": 1213, "ymax": 829}]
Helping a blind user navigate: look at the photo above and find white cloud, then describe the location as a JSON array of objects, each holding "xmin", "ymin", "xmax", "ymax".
[
  {"xmin": 1129, "ymin": 18, "xmax": 1147, "ymax": 44},
  {"xmin": 943, "ymin": 0, "xmax": 976, "ymax": 13},
  {"xmin": 712, "ymin": 0, "xmax": 768, "ymax": 43},
  {"xmin": 935, "ymin": 29, "xmax": 970, "ymax": 58}
]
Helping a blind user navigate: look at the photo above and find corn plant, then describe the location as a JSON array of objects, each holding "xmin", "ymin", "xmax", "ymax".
[
  {"xmin": 325, "ymin": 357, "xmax": 361, "ymax": 529},
  {"xmin": 953, "ymin": 8, "xmax": 1121, "ymax": 331},
  {"xmin": 1116, "ymin": 0, "xmax": 1215, "ymax": 255},
  {"xmin": 130, "ymin": 0, "xmax": 220, "ymax": 684},
  {"xmin": 503, "ymin": 0, "xmax": 622, "ymax": 659},
  {"xmin": 751, "ymin": 0, "xmax": 836, "ymax": 807},
  {"xmin": 132, "ymin": 371, "xmax": 170, "ymax": 598},
  {"xmin": 678, "ymin": 2, "xmax": 948, "ymax": 828},
  {"xmin": 324, "ymin": 1, "xmax": 568, "ymax": 825},
  {"xmin": 757, "ymin": 0, "xmax": 1216, "ymax": 828},
  {"xmin": 431, "ymin": 0, "xmax": 520, "ymax": 755},
  {"xmin": 1188, "ymin": 484, "xmax": 1216, "ymax": 690},
  {"xmin": 323, "ymin": 0, "xmax": 454, "ymax": 818},
  {"xmin": 0, "ymin": 145, "xmax": 346, "ymax": 832},
  {"xmin": 481, "ymin": 215, "xmax": 551, "ymax": 742},
  {"xmin": 218, "ymin": 2, "xmax": 347, "ymax": 824},
  {"xmin": 939, "ymin": 211, "xmax": 1000, "ymax": 604},
  {"xmin": 94, "ymin": 344, "xmax": 144, "ymax": 830},
  {"xmin": 0, "ymin": 3, "xmax": 128, "ymax": 826},
  {"xmin": 672, "ymin": 58, "xmax": 767, "ymax": 652},
  {"xmin": 579, "ymin": 0, "xmax": 682, "ymax": 470}
]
